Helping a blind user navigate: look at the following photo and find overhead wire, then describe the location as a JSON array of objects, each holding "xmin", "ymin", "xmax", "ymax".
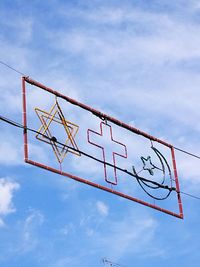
[
  {"xmin": 0, "ymin": 115, "xmax": 174, "ymax": 196},
  {"xmin": 0, "ymin": 60, "xmax": 27, "ymax": 77},
  {"xmin": 1, "ymin": 60, "xmax": 200, "ymax": 161},
  {"xmin": 173, "ymin": 146, "xmax": 200, "ymax": 160},
  {"xmin": 1, "ymin": 115, "xmax": 200, "ymax": 201},
  {"xmin": 1, "ymin": 60, "xmax": 200, "ymax": 201},
  {"xmin": 180, "ymin": 191, "xmax": 200, "ymax": 200}
]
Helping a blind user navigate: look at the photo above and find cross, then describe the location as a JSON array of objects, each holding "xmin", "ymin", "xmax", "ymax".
[{"xmin": 87, "ymin": 122, "xmax": 127, "ymax": 185}]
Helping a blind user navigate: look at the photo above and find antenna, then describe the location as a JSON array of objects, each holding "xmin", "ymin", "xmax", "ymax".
[{"xmin": 102, "ymin": 258, "xmax": 126, "ymax": 267}]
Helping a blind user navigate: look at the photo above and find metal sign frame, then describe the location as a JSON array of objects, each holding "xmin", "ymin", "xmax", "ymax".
[{"xmin": 22, "ymin": 76, "xmax": 183, "ymax": 219}]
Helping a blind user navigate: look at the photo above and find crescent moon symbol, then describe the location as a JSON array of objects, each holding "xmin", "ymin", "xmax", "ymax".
[{"xmin": 132, "ymin": 145, "xmax": 173, "ymax": 200}]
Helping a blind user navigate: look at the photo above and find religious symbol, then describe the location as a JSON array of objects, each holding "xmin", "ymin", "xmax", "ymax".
[
  {"xmin": 132, "ymin": 145, "xmax": 174, "ymax": 200},
  {"xmin": 35, "ymin": 100, "xmax": 80, "ymax": 163},
  {"xmin": 87, "ymin": 122, "xmax": 127, "ymax": 185},
  {"xmin": 141, "ymin": 156, "xmax": 156, "ymax": 175}
]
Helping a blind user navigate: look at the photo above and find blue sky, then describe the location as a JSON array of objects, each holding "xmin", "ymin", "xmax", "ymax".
[{"xmin": 1, "ymin": 1, "xmax": 200, "ymax": 266}]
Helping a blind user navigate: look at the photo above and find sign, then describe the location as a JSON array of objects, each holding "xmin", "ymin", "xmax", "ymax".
[{"xmin": 22, "ymin": 77, "xmax": 183, "ymax": 219}]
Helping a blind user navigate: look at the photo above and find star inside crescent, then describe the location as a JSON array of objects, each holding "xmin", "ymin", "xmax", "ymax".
[{"xmin": 141, "ymin": 156, "xmax": 156, "ymax": 175}]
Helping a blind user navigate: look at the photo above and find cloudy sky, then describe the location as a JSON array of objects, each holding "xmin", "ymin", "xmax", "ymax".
[{"xmin": 1, "ymin": 0, "xmax": 200, "ymax": 266}]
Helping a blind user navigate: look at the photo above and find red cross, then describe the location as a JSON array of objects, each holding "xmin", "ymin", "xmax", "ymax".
[{"xmin": 87, "ymin": 122, "xmax": 128, "ymax": 185}]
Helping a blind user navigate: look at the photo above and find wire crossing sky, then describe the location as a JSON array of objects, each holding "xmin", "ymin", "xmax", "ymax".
[
  {"xmin": 1, "ymin": 96, "xmax": 200, "ymax": 201},
  {"xmin": 1, "ymin": 1, "xmax": 200, "ymax": 267},
  {"xmin": 1, "ymin": 58, "xmax": 200, "ymax": 160}
]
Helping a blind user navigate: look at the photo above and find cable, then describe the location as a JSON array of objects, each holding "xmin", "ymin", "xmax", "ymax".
[
  {"xmin": 0, "ymin": 60, "xmax": 27, "ymax": 76},
  {"xmin": 174, "ymin": 146, "xmax": 200, "ymax": 160},
  {"xmin": 3, "ymin": 114, "xmax": 200, "ymax": 202},
  {"xmin": 1, "ymin": 60, "xmax": 200, "ymax": 201},
  {"xmin": 136, "ymin": 177, "xmax": 172, "ymax": 200},
  {"xmin": 2, "ymin": 115, "xmax": 200, "ymax": 201},
  {"xmin": 0, "ymin": 116, "xmax": 23, "ymax": 128},
  {"xmin": 0, "ymin": 115, "xmax": 175, "ymax": 195},
  {"xmin": 0, "ymin": 59, "xmax": 200, "ymax": 163},
  {"xmin": 180, "ymin": 191, "xmax": 200, "ymax": 200},
  {"xmin": 0, "ymin": 60, "xmax": 200, "ymax": 163},
  {"xmin": 2, "ymin": 114, "xmax": 200, "ymax": 201},
  {"xmin": 134, "ymin": 145, "xmax": 175, "ymax": 200}
]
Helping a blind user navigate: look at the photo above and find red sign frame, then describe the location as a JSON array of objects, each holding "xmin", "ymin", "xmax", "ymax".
[{"xmin": 22, "ymin": 77, "xmax": 183, "ymax": 219}]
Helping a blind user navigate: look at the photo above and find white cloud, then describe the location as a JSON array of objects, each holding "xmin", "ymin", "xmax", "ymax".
[
  {"xmin": 2, "ymin": 2, "xmax": 200, "ymax": 266},
  {"xmin": 45, "ymin": 4, "xmax": 200, "ymax": 145},
  {"xmin": 19, "ymin": 209, "xmax": 44, "ymax": 253},
  {"xmin": 53, "ymin": 6, "xmax": 200, "ymax": 67},
  {"xmin": 97, "ymin": 212, "xmax": 161, "ymax": 261},
  {"xmin": 0, "ymin": 218, "xmax": 5, "ymax": 227},
  {"xmin": 175, "ymin": 149, "xmax": 200, "ymax": 185},
  {"xmin": 61, "ymin": 223, "xmax": 75, "ymax": 236},
  {"xmin": 0, "ymin": 178, "xmax": 19, "ymax": 215},
  {"xmin": 0, "ymin": 178, "xmax": 20, "ymax": 225},
  {"xmin": 52, "ymin": 256, "xmax": 79, "ymax": 267},
  {"xmin": 0, "ymin": 8, "xmax": 33, "ymax": 45},
  {"xmin": 86, "ymin": 228, "xmax": 94, "ymax": 237},
  {"xmin": 96, "ymin": 201, "xmax": 109, "ymax": 217},
  {"xmin": 0, "ymin": 139, "xmax": 23, "ymax": 166}
]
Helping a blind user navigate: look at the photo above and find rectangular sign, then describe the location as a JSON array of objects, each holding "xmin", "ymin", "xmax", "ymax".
[{"xmin": 22, "ymin": 77, "xmax": 183, "ymax": 219}]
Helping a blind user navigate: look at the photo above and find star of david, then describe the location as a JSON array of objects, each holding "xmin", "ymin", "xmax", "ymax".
[
  {"xmin": 141, "ymin": 156, "xmax": 156, "ymax": 176},
  {"xmin": 35, "ymin": 100, "xmax": 80, "ymax": 163}
]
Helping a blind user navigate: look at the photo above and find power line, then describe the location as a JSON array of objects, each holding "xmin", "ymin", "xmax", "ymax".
[
  {"xmin": 0, "ymin": 115, "xmax": 175, "ymax": 196},
  {"xmin": 1, "ymin": 59, "xmax": 200, "ymax": 163},
  {"xmin": 1, "ymin": 59, "xmax": 200, "ymax": 199},
  {"xmin": 180, "ymin": 191, "xmax": 200, "ymax": 200},
  {"xmin": 1, "ymin": 115, "xmax": 200, "ymax": 201},
  {"xmin": 174, "ymin": 146, "xmax": 200, "ymax": 160},
  {"xmin": 0, "ymin": 60, "xmax": 27, "ymax": 76},
  {"xmin": 1, "ymin": 59, "xmax": 200, "ymax": 161}
]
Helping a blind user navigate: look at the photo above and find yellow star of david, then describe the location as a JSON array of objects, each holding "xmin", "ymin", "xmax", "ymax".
[{"xmin": 35, "ymin": 100, "xmax": 81, "ymax": 164}]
